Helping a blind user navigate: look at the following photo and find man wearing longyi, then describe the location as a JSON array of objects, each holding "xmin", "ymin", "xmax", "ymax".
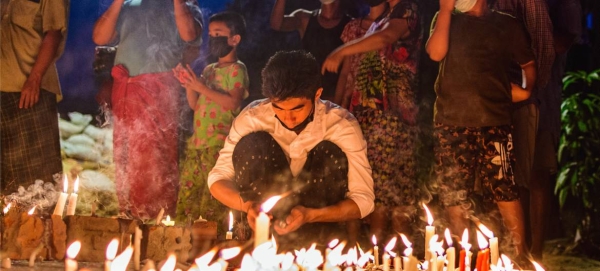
[{"xmin": 207, "ymin": 50, "xmax": 375, "ymax": 250}]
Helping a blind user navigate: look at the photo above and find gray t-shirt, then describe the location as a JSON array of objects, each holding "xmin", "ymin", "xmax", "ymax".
[
  {"xmin": 433, "ymin": 10, "xmax": 535, "ymax": 127},
  {"xmin": 113, "ymin": 0, "xmax": 202, "ymax": 76}
]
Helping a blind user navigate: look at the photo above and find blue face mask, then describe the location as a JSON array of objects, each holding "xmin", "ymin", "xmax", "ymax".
[{"xmin": 209, "ymin": 36, "xmax": 233, "ymax": 58}]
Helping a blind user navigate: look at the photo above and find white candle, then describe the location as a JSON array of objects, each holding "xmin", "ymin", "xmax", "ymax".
[
  {"xmin": 478, "ymin": 223, "xmax": 499, "ymax": 266},
  {"xmin": 161, "ymin": 215, "xmax": 174, "ymax": 226},
  {"xmin": 383, "ymin": 253, "xmax": 390, "ymax": 271},
  {"xmin": 66, "ymin": 176, "xmax": 79, "ymax": 216},
  {"xmin": 155, "ymin": 208, "xmax": 165, "ymax": 225},
  {"xmin": 226, "ymin": 211, "xmax": 233, "ymax": 240},
  {"xmin": 430, "ymin": 251, "xmax": 438, "ymax": 271},
  {"xmin": 53, "ymin": 174, "xmax": 69, "ymax": 217},
  {"xmin": 445, "ymin": 229, "xmax": 455, "ymax": 271},
  {"xmin": 394, "ymin": 255, "xmax": 401, "ymax": 271},
  {"xmin": 254, "ymin": 196, "xmax": 281, "ymax": 248},
  {"xmin": 423, "ymin": 203, "xmax": 435, "ymax": 261},
  {"xmin": 105, "ymin": 239, "xmax": 119, "ymax": 271},
  {"xmin": 372, "ymin": 235, "xmax": 379, "ymax": 267},
  {"xmin": 65, "ymin": 241, "xmax": 81, "ymax": 271},
  {"xmin": 134, "ymin": 227, "xmax": 142, "ymax": 270}
]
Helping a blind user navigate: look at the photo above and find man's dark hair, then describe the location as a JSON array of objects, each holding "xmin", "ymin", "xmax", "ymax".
[
  {"xmin": 261, "ymin": 50, "xmax": 322, "ymax": 101},
  {"xmin": 209, "ymin": 11, "xmax": 246, "ymax": 39}
]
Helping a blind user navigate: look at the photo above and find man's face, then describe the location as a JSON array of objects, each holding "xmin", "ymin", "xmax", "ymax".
[{"xmin": 271, "ymin": 89, "xmax": 321, "ymax": 129}]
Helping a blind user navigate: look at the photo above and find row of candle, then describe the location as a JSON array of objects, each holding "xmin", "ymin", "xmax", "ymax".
[{"xmin": 54, "ymin": 174, "xmax": 80, "ymax": 217}]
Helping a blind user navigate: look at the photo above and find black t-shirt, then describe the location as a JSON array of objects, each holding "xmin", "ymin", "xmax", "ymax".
[{"xmin": 433, "ymin": 10, "xmax": 534, "ymax": 127}]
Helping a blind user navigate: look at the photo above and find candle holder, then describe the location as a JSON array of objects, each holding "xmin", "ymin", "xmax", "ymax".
[
  {"xmin": 1, "ymin": 208, "xmax": 51, "ymax": 260},
  {"xmin": 141, "ymin": 222, "xmax": 193, "ymax": 263}
]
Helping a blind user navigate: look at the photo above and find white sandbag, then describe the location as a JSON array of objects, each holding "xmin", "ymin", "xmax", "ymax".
[
  {"xmin": 83, "ymin": 125, "xmax": 108, "ymax": 142},
  {"xmin": 68, "ymin": 112, "xmax": 93, "ymax": 127},
  {"xmin": 58, "ymin": 118, "xmax": 85, "ymax": 138},
  {"xmin": 66, "ymin": 134, "xmax": 96, "ymax": 147},
  {"xmin": 62, "ymin": 141, "xmax": 102, "ymax": 162}
]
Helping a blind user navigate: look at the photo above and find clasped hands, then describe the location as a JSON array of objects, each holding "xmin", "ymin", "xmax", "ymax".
[{"xmin": 245, "ymin": 201, "xmax": 309, "ymax": 235}]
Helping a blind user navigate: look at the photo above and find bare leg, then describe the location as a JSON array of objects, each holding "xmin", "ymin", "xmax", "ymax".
[
  {"xmin": 446, "ymin": 205, "xmax": 470, "ymax": 237},
  {"xmin": 497, "ymin": 200, "xmax": 529, "ymax": 256},
  {"xmin": 391, "ymin": 205, "xmax": 415, "ymax": 238},
  {"xmin": 346, "ymin": 219, "xmax": 361, "ymax": 248},
  {"xmin": 529, "ymin": 169, "xmax": 550, "ymax": 260}
]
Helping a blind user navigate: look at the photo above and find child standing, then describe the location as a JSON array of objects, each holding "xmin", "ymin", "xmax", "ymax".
[{"xmin": 174, "ymin": 12, "xmax": 249, "ymax": 232}]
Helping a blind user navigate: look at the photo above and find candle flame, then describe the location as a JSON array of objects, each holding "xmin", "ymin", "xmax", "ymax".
[
  {"xmin": 476, "ymin": 230, "xmax": 489, "ymax": 249},
  {"xmin": 328, "ymin": 239, "xmax": 339, "ymax": 248},
  {"xmin": 66, "ymin": 241, "xmax": 82, "ymax": 259},
  {"xmin": 195, "ymin": 249, "xmax": 217, "ymax": 267},
  {"xmin": 403, "ymin": 247, "xmax": 412, "ymax": 257},
  {"xmin": 460, "ymin": 229, "xmax": 471, "ymax": 250},
  {"xmin": 63, "ymin": 174, "xmax": 69, "ymax": 193},
  {"xmin": 110, "ymin": 246, "xmax": 133, "ymax": 271},
  {"xmin": 239, "ymin": 254, "xmax": 258, "ymax": 271},
  {"xmin": 384, "ymin": 236, "xmax": 397, "ymax": 252},
  {"xmin": 228, "ymin": 211, "xmax": 234, "ymax": 231},
  {"xmin": 28, "ymin": 205, "xmax": 36, "ymax": 215},
  {"xmin": 371, "ymin": 235, "xmax": 377, "ymax": 246},
  {"xmin": 282, "ymin": 252, "xmax": 295, "ymax": 270},
  {"xmin": 478, "ymin": 223, "xmax": 494, "ymax": 238},
  {"xmin": 159, "ymin": 254, "xmax": 176, "ymax": 271},
  {"xmin": 3, "ymin": 202, "xmax": 12, "ymax": 214},
  {"xmin": 261, "ymin": 195, "xmax": 282, "ymax": 212},
  {"xmin": 346, "ymin": 247, "xmax": 357, "ymax": 266},
  {"xmin": 73, "ymin": 176, "xmax": 80, "ymax": 194},
  {"xmin": 500, "ymin": 254, "xmax": 513, "ymax": 270},
  {"xmin": 357, "ymin": 251, "xmax": 372, "ymax": 267},
  {"xmin": 221, "ymin": 247, "xmax": 241, "ymax": 260},
  {"xmin": 106, "ymin": 239, "xmax": 119, "ymax": 260},
  {"xmin": 422, "ymin": 203, "xmax": 433, "ymax": 225},
  {"xmin": 400, "ymin": 233, "xmax": 412, "ymax": 248},
  {"xmin": 532, "ymin": 260, "xmax": 545, "ymax": 271},
  {"xmin": 444, "ymin": 228, "xmax": 453, "ymax": 247},
  {"xmin": 429, "ymin": 234, "xmax": 444, "ymax": 256},
  {"xmin": 166, "ymin": 215, "xmax": 171, "ymax": 222}
]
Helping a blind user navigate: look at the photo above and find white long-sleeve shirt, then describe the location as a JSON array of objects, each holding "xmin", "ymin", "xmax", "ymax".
[{"xmin": 208, "ymin": 99, "xmax": 375, "ymax": 218}]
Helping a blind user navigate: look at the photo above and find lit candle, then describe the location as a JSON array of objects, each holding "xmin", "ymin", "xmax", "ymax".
[
  {"xmin": 3, "ymin": 202, "xmax": 12, "ymax": 215},
  {"xmin": 161, "ymin": 215, "xmax": 175, "ymax": 226},
  {"xmin": 91, "ymin": 199, "xmax": 98, "ymax": 217},
  {"xmin": 428, "ymin": 234, "xmax": 443, "ymax": 271},
  {"xmin": 226, "ymin": 211, "xmax": 233, "ymax": 240},
  {"xmin": 65, "ymin": 241, "xmax": 81, "ymax": 271},
  {"xmin": 134, "ymin": 226, "xmax": 142, "ymax": 270},
  {"xmin": 53, "ymin": 174, "xmax": 69, "ymax": 217},
  {"xmin": 219, "ymin": 247, "xmax": 241, "ymax": 271},
  {"xmin": 110, "ymin": 246, "xmax": 133, "ymax": 271},
  {"xmin": 383, "ymin": 253, "xmax": 390, "ymax": 271},
  {"xmin": 383, "ymin": 237, "xmax": 398, "ymax": 271},
  {"xmin": 423, "ymin": 203, "xmax": 435, "ymax": 261},
  {"xmin": 401, "ymin": 234, "xmax": 418, "ymax": 271},
  {"xmin": 394, "ymin": 255, "xmax": 401, "ymax": 271},
  {"xmin": 28, "ymin": 205, "xmax": 36, "ymax": 215},
  {"xmin": 160, "ymin": 254, "xmax": 176, "ymax": 271},
  {"xmin": 372, "ymin": 235, "xmax": 379, "ymax": 267},
  {"xmin": 477, "ymin": 223, "xmax": 498, "ymax": 266},
  {"xmin": 255, "ymin": 195, "xmax": 281, "ymax": 248},
  {"xmin": 66, "ymin": 176, "xmax": 79, "ymax": 216},
  {"xmin": 155, "ymin": 208, "xmax": 165, "ymax": 225},
  {"xmin": 105, "ymin": 239, "xmax": 119, "ymax": 271},
  {"xmin": 458, "ymin": 229, "xmax": 471, "ymax": 271},
  {"xmin": 475, "ymin": 231, "xmax": 489, "ymax": 271},
  {"xmin": 445, "ymin": 229, "xmax": 455, "ymax": 271},
  {"xmin": 532, "ymin": 260, "xmax": 545, "ymax": 271}
]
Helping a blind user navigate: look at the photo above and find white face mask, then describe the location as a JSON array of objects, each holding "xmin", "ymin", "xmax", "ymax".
[
  {"xmin": 320, "ymin": 0, "xmax": 336, "ymax": 5},
  {"xmin": 454, "ymin": 0, "xmax": 477, "ymax": 12}
]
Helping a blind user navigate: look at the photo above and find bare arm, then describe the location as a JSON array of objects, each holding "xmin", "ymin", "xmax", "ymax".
[
  {"xmin": 20, "ymin": 30, "xmax": 63, "ymax": 109},
  {"xmin": 273, "ymin": 199, "xmax": 362, "ymax": 235},
  {"xmin": 92, "ymin": 0, "xmax": 125, "ymax": 45},
  {"xmin": 180, "ymin": 65, "xmax": 245, "ymax": 111},
  {"xmin": 425, "ymin": 5, "xmax": 454, "ymax": 61},
  {"xmin": 209, "ymin": 180, "xmax": 261, "ymax": 230},
  {"xmin": 512, "ymin": 60, "xmax": 536, "ymax": 102},
  {"xmin": 270, "ymin": 0, "xmax": 309, "ymax": 36},
  {"xmin": 173, "ymin": 0, "xmax": 202, "ymax": 42},
  {"xmin": 333, "ymin": 57, "xmax": 351, "ymax": 107},
  {"xmin": 322, "ymin": 18, "xmax": 409, "ymax": 74}
]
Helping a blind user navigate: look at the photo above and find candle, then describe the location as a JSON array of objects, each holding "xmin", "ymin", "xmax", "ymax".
[
  {"xmin": 475, "ymin": 231, "xmax": 489, "ymax": 271},
  {"xmin": 1, "ymin": 257, "xmax": 10, "ymax": 269},
  {"xmin": 161, "ymin": 215, "xmax": 175, "ymax": 226},
  {"xmin": 383, "ymin": 253, "xmax": 391, "ymax": 271},
  {"xmin": 29, "ymin": 243, "xmax": 44, "ymax": 267},
  {"xmin": 255, "ymin": 195, "xmax": 281, "ymax": 248},
  {"xmin": 458, "ymin": 229, "xmax": 471, "ymax": 271},
  {"xmin": 423, "ymin": 203, "xmax": 435, "ymax": 261},
  {"xmin": 394, "ymin": 255, "xmax": 401, "ymax": 271},
  {"xmin": 401, "ymin": 234, "xmax": 418, "ymax": 271},
  {"xmin": 226, "ymin": 211, "xmax": 233, "ymax": 240},
  {"xmin": 91, "ymin": 199, "xmax": 98, "ymax": 217},
  {"xmin": 160, "ymin": 254, "xmax": 176, "ymax": 271},
  {"xmin": 532, "ymin": 260, "xmax": 545, "ymax": 271},
  {"xmin": 477, "ymin": 223, "xmax": 498, "ymax": 266},
  {"xmin": 66, "ymin": 176, "xmax": 79, "ymax": 216},
  {"xmin": 372, "ymin": 235, "xmax": 379, "ymax": 267},
  {"xmin": 156, "ymin": 208, "xmax": 165, "ymax": 225},
  {"xmin": 53, "ymin": 174, "xmax": 69, "ymax": 216},
  {"xmin": 110, "ymin": 246, "xmax": 133, "ymax": 271},
  {"xmin": 134, "ymin": 227, "xmax": 142, "ymax": 270},
  {"xmin": 445, "ymin": 229, "xmax": 455, "ymax": 271},
  {"xmin": 105, "ymin": 239, "xmax": 119, "ymax": 271},
  {"xmin": 65, "ymin": 241, "xmax": 81, "ymax": 271},
  {"xmin": 3, "ymin": 202, "xmax": 12, "ymax": 215}
]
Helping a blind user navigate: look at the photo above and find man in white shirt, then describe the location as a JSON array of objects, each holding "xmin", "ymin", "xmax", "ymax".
[{"xmin": 208, "ymin": 50, "xmax": 375, "ymax": 249}]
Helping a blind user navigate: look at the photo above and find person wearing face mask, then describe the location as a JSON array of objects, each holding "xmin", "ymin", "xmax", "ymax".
[
  {"xmin": 270, "ymin": 0, "xmax": 352, "ymax": 101},
  {"xmin": 426, "ymin": 0, "xmax": 536, "ymax": 264},
  {"xmin": 171, "ymin": 12, "xmax": 249, "ymax": 231},
  {"xmin": 208, "ymin": 51, "xmax": 375, "ymax": 251},
  {"xmin": 323, "ymin": 0, "xmax": 424, "ymax": 244},
  {"xmin": 92, "ymin": 0, "xmax": 203, "ymax": 219}
]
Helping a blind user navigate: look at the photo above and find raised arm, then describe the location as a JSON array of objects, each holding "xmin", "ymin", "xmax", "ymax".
[
  {"xmin": 92, "ymin": 0, "xmax": 125, "ymax": 45},
  {"xmin": 322, "ymin": 18, "xmax": 410, "ymax": 74},
  {"xmin": 270, "ymin": 0, "xmax": 309, "ymax": 36},
  {"xmin": 425, "ymin": 0, "xmax": 455, "ymax": 62},
  {"xmin": 173, "ymin": 0, "xmax": 203, "ymax": 42}
]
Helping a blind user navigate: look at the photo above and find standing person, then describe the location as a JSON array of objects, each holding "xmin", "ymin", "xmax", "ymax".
[
  {"xmin": 1, "ymin": 0, "xmax": 69, "ymax": 193},
  {"xmin": 208, "ymin": 50, "xmax": 375, "ymax": 251},
  {"xmin": 322, "ymin": 0, "xmax": 423, "ymax": 241},
  {"xmin": 270, "ymin": 0, "xmax": 351, "ymax": 101},
  {"xmin": 334, "ymin": 0, "xmax": 388, "ymax": 108},
  {"xmin": 426, "ymin": 0, "xmax": 536, "ymax": 262},
  {"xmin": 173, "ymin": 12, "xmax": 249, "ymax": 231},
  {"xmin": 92, "ymin": 0, "xmax": 202, "ymax": 219},
  {"xmin": 491, "ymin": 0, "xmax": 555, "ymax": 258}
]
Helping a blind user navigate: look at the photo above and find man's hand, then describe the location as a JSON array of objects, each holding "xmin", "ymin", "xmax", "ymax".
[
  {"xmin": 273, "ymin": 205, "xmax": 309, "ymax": 235},
  {"xmin": 19, "ymin": 74, "xmax": 42, "ymax": 109}
]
